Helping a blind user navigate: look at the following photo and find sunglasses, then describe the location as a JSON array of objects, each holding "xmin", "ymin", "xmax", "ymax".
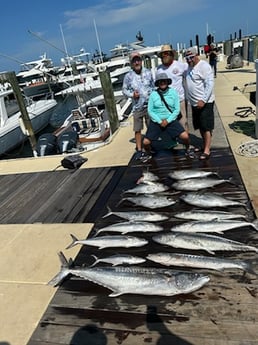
[{"xmin": 185, "ymin": 54, "xmax": 195, "ymax": 61}]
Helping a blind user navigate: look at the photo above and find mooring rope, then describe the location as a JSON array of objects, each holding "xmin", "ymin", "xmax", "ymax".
[{"xmin": 235, "ymin": 140, "xmax": 258, "ymax": 157}]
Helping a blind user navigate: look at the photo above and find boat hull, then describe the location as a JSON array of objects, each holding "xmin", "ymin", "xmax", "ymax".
[{"xmin": 0, "ymin": 99, "xmax": 57, "ymax": 156}]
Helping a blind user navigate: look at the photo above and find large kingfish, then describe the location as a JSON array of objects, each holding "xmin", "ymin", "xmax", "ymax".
[
  {"xmin": 120, "ymin": 194, "xmax": 177, "ymax": 209},
  {"xmin": 147, "ymin": 252, "xmax": 253, "ymax": 273},
  {"xmin": 124, "ymin": 180, "xmax": 169, "ymax": 194},
  {"xmin": 170, "ymin": 219, "xmax": 258, "ymax": 234},
  {"xmin": 90, "ymin": 254, "xmax": 146, "ymax": 267},
  {"xmin": 168, "ymin": 169, "xmax": 219, "ymax": 180},
  {"xmin": 180, "ymin": 192, "xmax": 247, "ymax": 208},
  {"xmin": 174, "ymin": 210, "xmax": 247, "ymax": 221},
  {"xmin": 102, "ymin": 208, "xmax": 168, "ymax": 222},
  {"xmin": 152, "ymin": 232, "xmax": 258, "ymax": 255},
  {"xmin": 172, "ymin": 177, "xmax": 232, "ymax": 191},
  {"xmin": 66, "ymin": 234, "xmax": 148, "ymax": 250},
  {"xmin": 95, "ymin": 221, "xmax": 163, "ymax": 235},
  {"xmin": 48, "ymin": 252, "xmax": 210, "ymax": 297}
]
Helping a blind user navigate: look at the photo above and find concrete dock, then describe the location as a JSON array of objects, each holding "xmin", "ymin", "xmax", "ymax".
[{"xmin": 0, "ymin": 58, "xmax": 257, "ymax": 345}]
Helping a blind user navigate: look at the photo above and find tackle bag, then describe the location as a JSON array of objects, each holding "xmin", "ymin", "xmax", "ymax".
[{"xmin": 61, "ymin": 154, "xmax": 88, "ymax": 169}]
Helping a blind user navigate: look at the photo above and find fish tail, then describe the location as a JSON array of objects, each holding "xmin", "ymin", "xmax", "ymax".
[
  {"xmin": 89, "ymin": 254, "xmax": 98, "ymax": 267},
  {"xmin": 102, "ymin": 205, "xmax": 112, "ymax": 218},
  {"xmin": 251, "ymin": 219, "xmax": 258, "ymax": 231},
  {"xmin": 65, "ymin": 234, "xmax": 79, "ymax": 250},
  {"xmin": 241, "ymin": 260, "xmax": 257, "ymax": 275},
  {"xmin": 48, "ymin": 252, "xmax": 71, "ymax": 286}
]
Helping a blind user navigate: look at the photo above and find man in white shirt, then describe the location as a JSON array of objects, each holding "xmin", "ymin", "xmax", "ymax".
[
  {"xmin": 185, "ymin": 47, "xmax": 215, "ymax": 160},
  {"xmin": 157, "ymin": 44, "xmax": 188, "ymax": 131}
]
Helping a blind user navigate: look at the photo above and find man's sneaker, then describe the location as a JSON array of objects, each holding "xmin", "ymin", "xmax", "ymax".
[
  {"xmin": 185, "ymin": 148, "xmax": 195, "ymax": 159},
  {"xmin": 134, "ymin": 150, "xmax": 144, "ymax": 160},
  {"xmin": 139, "ymin": 152, "xmax": 152, "ymax": 163}
]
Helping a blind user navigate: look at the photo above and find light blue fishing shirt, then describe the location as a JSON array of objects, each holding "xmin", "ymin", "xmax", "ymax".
[
  {"xmin": 122, "ymin": 67, "xmax": 154, "ymax": 111},
  {"xmin": 148, "ymin": 88, "xmax": 180, "ymax": 124}
]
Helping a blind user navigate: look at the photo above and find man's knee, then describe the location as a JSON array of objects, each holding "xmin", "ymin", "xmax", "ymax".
[{"xmin": 143, "ymin": 137, "xmax": 151, "ymax": 145}]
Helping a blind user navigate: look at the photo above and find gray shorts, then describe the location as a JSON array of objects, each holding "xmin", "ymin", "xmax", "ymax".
[{"xmin": 133, "ymin": 108, "xmax": 149, "ymax": 132}]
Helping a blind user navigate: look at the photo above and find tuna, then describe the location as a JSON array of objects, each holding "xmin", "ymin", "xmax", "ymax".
[
  {"xmin": 95, "ymin": 221, "xmax": 163, "ymax": 235},
  {"xmin": 66, "ymin": 234, "xmax": 148, "ymax": 250},
  {"xmin": 147, "ymin": 252, "xmax": 253, "ymax": 273},
  {"xmin": 48, "ymin": 252, "xmax": 210, "ymax": 297},
  {"xmin": 168, "ymin": 169, "xmax": 219, "ymax": 180},
  {"xmin": 124, "ymin": 180, "xmax": 169, "ymax": 194},
  {"xmin": 136, "ymin": 171, "xmax": 160, "ymax": 184},
  {"xmin": 174, "ymin": 210, "xmax": 247, "ymax": 221},
  {"xmin": 180, "ymin": 192, "xmax": 247, "ymax": 208},
  {"xmin": 152, "ymin": 232, "xmax": 258, "ymax": 255},
  {"xmin": 120, "ymin": 194, "xmax": 177, "ymax": 209},
  {"xmin": 170, "ymin": 219, "xmax": 258, "ymax": 234},
  {"xmin": 172, "ymin": 177, "xmax": 233, "ymax": 191}
]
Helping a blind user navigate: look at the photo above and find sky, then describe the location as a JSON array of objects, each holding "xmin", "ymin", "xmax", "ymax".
[{"xmin": 0, "ymin": 0, "xmax": 257, "ymax": 72}]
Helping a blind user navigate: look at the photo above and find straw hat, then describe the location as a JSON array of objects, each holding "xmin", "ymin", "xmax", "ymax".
[{"xmin": 158, "ymin": 44, "xmax": 174, "ymax": 57}]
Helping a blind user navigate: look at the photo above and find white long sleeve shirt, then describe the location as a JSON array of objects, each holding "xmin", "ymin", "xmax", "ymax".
[{"xmin": 185, "ymin": 60, "xmax": 215, "ymax": 106}]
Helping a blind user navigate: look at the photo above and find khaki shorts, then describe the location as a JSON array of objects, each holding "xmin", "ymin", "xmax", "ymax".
[{"xmin": 133, "ymin": 108, "xmax": 149, "ymax": 132}]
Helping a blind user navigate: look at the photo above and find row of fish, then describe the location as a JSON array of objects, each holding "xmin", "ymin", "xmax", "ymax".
[{"xmin": 49, "ymin": 168, "xmax": 257, "ymax": 297}]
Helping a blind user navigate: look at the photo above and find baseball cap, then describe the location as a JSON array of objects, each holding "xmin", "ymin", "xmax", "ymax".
[{"xmin": 130, "ymin": 51, "xmax": 142, "ymax": 62}]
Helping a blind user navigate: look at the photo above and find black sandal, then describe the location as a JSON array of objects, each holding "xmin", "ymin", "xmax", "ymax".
[{"xmin": 199, "ymin": 153, "xmax": 210, "ymax": 160}]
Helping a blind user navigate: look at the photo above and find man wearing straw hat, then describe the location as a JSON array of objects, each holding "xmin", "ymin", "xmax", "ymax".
[{"xmin": 157, "ymin": 44, "xmax": 188, "ymax": 132}]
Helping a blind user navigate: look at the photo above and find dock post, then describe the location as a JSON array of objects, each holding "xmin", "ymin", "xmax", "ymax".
[
  {"xmin": 255, "ymin": 59, "xmax": 258, "ymax": 139},
  {"xmin": 99, "ymin": 70, "xmax": 119, "ymax": 134},
  {"xmin": 0, "ymin": 71, "xmax": 37, "ymax": 156}
]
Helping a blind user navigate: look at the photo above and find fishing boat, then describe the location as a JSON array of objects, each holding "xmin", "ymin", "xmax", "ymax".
[
  {"xmin": 0, "ymin": 85, "xmax": 57, "ymax": 157},
  {"xmin": 36, "ymin": 90, "xmax": 132, "ymax": 156}
]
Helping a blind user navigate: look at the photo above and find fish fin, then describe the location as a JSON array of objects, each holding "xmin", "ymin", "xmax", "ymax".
[
  {"xmin": 227, "ymin": 177, "xmax": 236, "ymax": 185},
  {"xmin": 65, "ymin": 234, "xmax": 79, "ymax": 250},
  {"xmin": 109, "ymin": 290, "xmax": 123, "ymax": 297},
  {"xmin": 48, "ymin": 252, "xmax": 71, "ymax": 286},
  {"xmin": 116, "ymin": 198, "xmax": 125, "ymax": 206},
  {"xmin": 206, "ymin": 249, "xmax": 216, "ymax": 255},
  {"xmin": 102, "ymin": 205, "xmax": 112, "ymax": 218}
]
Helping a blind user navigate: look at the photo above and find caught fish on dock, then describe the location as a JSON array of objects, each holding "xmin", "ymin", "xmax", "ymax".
[
  {"xmin": 90, "ymin": 254, "xmax": 146, "ymax": 267},
  {"xmin": 95, "ymin": 221, "xmax": 163, "ymax": 235},
  {"xmin": 152, "ymin": 232, "xmax": 258, "ymax": 255},
  {"xmin": 147, "ymin": 252, "xmax": 254, "ymax": 273},
  {"xmin": 120, "ymin": 194, "xmax": 177, "ymax": 209},
  {"xmin": 170, "ymin": 219, "xmax": 258, "ymax": 234},
  {"xmin": 172, "ymin": 177, "xmax": 233, "ymax": 191},
  {"xmin": 136, "ymin": 171, "xmax": 160, "ymax": 184},
  {"xmin": 180, "ymin": 191, "xmax": 247, "ymax": 208},
  {"xmin": 124, "ymin": 180, "xmax": 169, "ymax": 194},
  {"xmin": 174, "ymin": 209, "xmax": 247, "ymax": 221},
  {"xmin": 48, "ymin": 252, "xmax": 210, "ymax": 297},
  {"xmin": 102, "ymin": 208, "xmax": 169, "ymax": 222},
  {"xmin": 66, "ymin": 234, "xmax": 148, "ymax": 249},
  {"xmin": 168, "ymin": 169, "xmax": 220, "ymax": 180}
]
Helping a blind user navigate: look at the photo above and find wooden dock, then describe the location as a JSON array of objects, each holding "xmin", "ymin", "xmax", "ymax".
[{"xmin": 20, "ymin": 146, "xmax": 258, "ymax": 345}]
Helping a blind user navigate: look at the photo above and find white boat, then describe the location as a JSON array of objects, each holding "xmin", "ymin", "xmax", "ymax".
[
  {"xmin": 36, "ymin": 90, "xmax": 132, "ymax": 156},
  {"xmin": 0, "ymin": 85, "xmax": 57, "ymax": 156},
  {"xmin": 16, "ymin": 53, "xmax": 63, "ymax": 99}
]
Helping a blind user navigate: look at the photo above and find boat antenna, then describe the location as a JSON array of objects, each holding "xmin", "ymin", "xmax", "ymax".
[
  {"xmin": 28, "ymin": 29, "xmax": 67, "ymax": 56},
  {"xmin": 93, "ymin": 19, "xmax": 104, "ymax": 64}
]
